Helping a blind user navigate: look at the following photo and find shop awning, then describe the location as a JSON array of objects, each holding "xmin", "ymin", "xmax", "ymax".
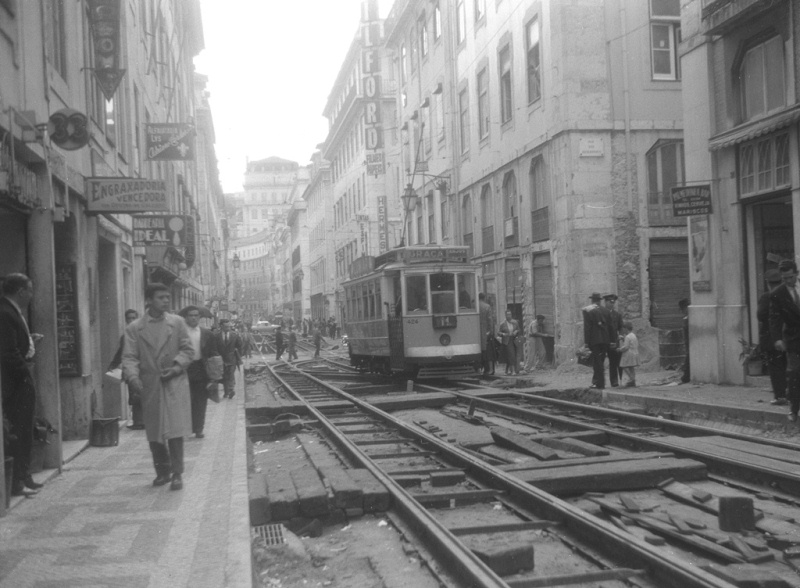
[{"xmin": 708, "ymin": 105, "xmax": 800, "ymax": 151}]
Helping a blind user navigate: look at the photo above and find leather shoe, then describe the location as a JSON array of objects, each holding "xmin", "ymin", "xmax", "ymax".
[
  {"xmin": 23, "ymin": 476, "xmax": 43, "ymax": 490},
  {"xmin": 195, "ymin": 432, "xmax": 204, "ymax": 439},
  {"xmin": 771, "ymin": 398, "xmax": 788, "ymax": 406},
  {"xmin": 12, "ymin": 484, "xmax": 37, "ymax": 497},
  {"xmin": 170, "ymin": 475, "xmax": 183, "ymax": 491},
  {"xmin": 153, "ymin": 474, "xmax": 171, "ymax": 487}
]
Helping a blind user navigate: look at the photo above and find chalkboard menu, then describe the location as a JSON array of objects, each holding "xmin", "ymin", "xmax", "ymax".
[{"xmin": 56, "ymin": 263, "xmax": 80, "ymax": 375}]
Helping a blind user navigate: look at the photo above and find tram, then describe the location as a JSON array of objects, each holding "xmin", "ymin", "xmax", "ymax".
[{"xmin": 342, "ymin": 245, "xmax": 482, "ymax": 377}]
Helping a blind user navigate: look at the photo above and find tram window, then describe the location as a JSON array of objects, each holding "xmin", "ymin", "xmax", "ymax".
[
  {"xmin": 458, "ymin": 273, "xmax": 476, "ymax": 311},
  {"xmin": 368, "ymin": 281, "xmax": 375, "ymax": 318},
  {"xmin": 406, "ymin": 275, "xmax": 429, "ymax": 313},
  {"xmin": 431, "ymin": 272, "xmax": 456, "ymax": 314},
  {"xmin": 376, "ymin": 283, "xmax": 382, "ymax": 318},
  {"xmin": 357, "ymin": 284, "xmax": 364, "ymax": 319}
]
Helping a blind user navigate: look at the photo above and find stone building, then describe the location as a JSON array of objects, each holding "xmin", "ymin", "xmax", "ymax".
[
  {"xmin": 384, "ymin": 0, "xmax": 688, "ymax": 364},
  {"xmin": 680, "ymin": 0, "xmax": 799, "ymax": 384},
  {"xmin": 0, "ymin": 0, "xmax": 221, "ymax": 490},
  {"xmin": 304, "ymin": 151, "xmax": 335, "ymax": 322}
]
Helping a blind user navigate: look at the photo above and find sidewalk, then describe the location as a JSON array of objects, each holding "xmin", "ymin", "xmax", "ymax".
[{"xmin": 0, "ymin": 372, "xmax": 251, "ymax": 588}]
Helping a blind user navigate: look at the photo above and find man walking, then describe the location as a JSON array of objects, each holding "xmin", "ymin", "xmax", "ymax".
[
  {"xmin": 179, "ymin": 306, "xmax": 220, "ymax": 438},
  {"xmin": 759, "ymin": 270, "xmax": 787, "ymax": 405},
  {"xmin": 604, "ymin": 294, "xmax": 624, "ymax": 387},
  {"xmin": 274, "ymin": 325, "xmax": 285, "ymax": 361},
  {"xmin": 287, "ymin": 326, "xmax": 298, "ymax": 361},
  {"xmin": 679, "ymin": 298, "xmax": 691, "ymax": 383},
  {"xmin": 498, "ymin": 309, "xmax": 521, "ymax": 375},
  {"xmin": 216, "ymin": 319, "xmax": 241, "ymax": 399},
  {"xmin": 108, "ymin": 309, "xmax": 144, "ymax": 429},
  {"xmin": 769, "ymin": 260, "xmax": 800, "ymax": 422},
  {"xmin": 313, "ymin": 324, "xmax": 325, "ymax": 358},
  {"xmin": 0, "ymin": 274, "xmax": 42, "ymax": 496},
  {"xmin": 122, "ymin": 283, "xmax": 194, "ymax": 491},
  {"xmin": 583, "ymin": 292, "xmax": 613, "ymax": 389}
]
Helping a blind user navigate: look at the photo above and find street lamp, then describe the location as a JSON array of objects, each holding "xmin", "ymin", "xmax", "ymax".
[{"xmin": 399, "ymin": 183, "xmax": 418, "ymax": 247}]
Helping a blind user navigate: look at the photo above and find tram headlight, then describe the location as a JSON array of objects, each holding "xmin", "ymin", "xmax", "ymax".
[{"xmin": 439, "ymin": 334, "xmax": 451, "ymax": 346}]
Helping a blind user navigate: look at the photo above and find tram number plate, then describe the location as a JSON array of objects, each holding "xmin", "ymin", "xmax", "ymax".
[{"xmin": 433, "ymin": 315, "xmax": 457, "ymax": 329}]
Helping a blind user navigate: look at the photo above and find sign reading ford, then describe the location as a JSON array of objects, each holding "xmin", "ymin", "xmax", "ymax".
[{"xmin": 86, "ymin": 177, "xmax": 169, "ymax": 213}]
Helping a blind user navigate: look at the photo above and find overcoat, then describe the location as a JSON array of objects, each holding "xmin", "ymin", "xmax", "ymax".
[
  {"xmin": 479, "ymin": 301, "xmax": 495, "ymax": 352},
  {"xmin": 122, "ymin": 312, "xmax": 194, "ymax": 443}
]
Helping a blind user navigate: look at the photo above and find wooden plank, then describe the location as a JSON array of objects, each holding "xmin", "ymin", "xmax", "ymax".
[
  {"xmin": 490, "ymin": 426, "xmax": 560, "ymax": 461},
  {"xmin": 515, "ymin": 458, "xmax": 707, "ymax": 496},
  {"xmin": 499, "ymin": 452, "xmax": 674, "ymax": 473},
  {"xmin": 506, "ymin": 568, "xmax": 645, "ymax": 588},
  {"xmin": 369, "ymin": 451, "xmax": 436, "ymax": 459},
  {"xmin": 478, "ymin": 444, "xmax": 538, "ymax": 464},
  {"xmin": 527, "ymin": 430, "xmax": 609, "ymax": 444},
  {"xmin": 699, "ymin": 435, "xmax": 800, "ymax": 466},
  {"xmin": 658, "ymin": 436, "xmax": 800, "ymax": 475},
  {"xmin": 370, "ymin": 392, "xmax": 454, "ymax": 411},
  {"xmin": 411, "ymin": 489, "xmax": 501, "ymax": 506},
  {"xmin": 449, "ymin": 521, "xmax": 557, "ymax": 536},
  {"xmin": 658, "ymin": 479, "xmax": 720, "ymax": 514},
  {"xmin": 538, "ymin": 436, "xmax": 610, "ymax": 457},
  {"xmin": 353, "ymin": 438, "xmax": 412, "ymax": 446}
]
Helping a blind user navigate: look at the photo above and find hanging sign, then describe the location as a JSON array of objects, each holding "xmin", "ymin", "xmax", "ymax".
[
  {"xmin": 87, "ymin": 0, "xmax": 125, "ymax": 99},
  {"xmin": 361, "ymin": 0, "xmax": 384, "ymax": 172},
  {"xmin": 145, "ymin": 124, "xmax": 196, "ymax": 161},
  {"xmin": 86, "ymin": 177, "xmax": 169, "ymax": 213},
  {"xmin": 377, "ymin": 194, "xmax": 388, "ymax": 253},
  {"xmin": 672, "ymin": 185, "xmax": 712, "ymax": 217},
  {"xmin": 132, "ymin": 215, "xmax": 191, "ymax": 247}
]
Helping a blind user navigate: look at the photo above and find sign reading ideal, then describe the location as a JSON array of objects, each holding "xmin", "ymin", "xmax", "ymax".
[
  {"xmin": 145, "ymin": 124, "xmax": 196, "ymax": 161},
  {"xmin": 86, "ymin": 177, "xmax": 169, "ymax": 213},
  {"xmin": 672, "ymin": 185, "xmax": 712, "ymax": 217},
  {"xmin": 132, "ymin": 215, "xmax": 191, "ymax": 247}
]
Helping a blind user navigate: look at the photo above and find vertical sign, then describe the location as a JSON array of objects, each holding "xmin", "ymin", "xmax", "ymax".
[
  {"xmin": 361, "ymin": 0, "xmax": 384, "ymax": 174},
  {"xmin": 377, "ymin": 194, "xmax": 388, "ymax": 253},
  {"xmin": 87, "ymin": 0, "xmax": 126, "ymax": 99},
  {"xmin": 56, "ymin": 263, "xmax": 81, "ymax": 375},
  {"xmin": 690, "ymin": 216, "xmax": 712, "ymax": 292}
]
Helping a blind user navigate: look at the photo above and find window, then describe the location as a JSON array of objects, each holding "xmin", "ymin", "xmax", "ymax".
[
  {"xmin": 434, "ymin": 90, "xmax": 446, "ymax": 143},
  {"xmin": 431, "ymin": 273, "xmax": 455, "ymax": 314},
  {"xmin": 462, "ymin": 194, "xmax": 474, "ymax": 252},
  {"xmin": 456, "ymin": 0, "xmax": 466, "ymax": 44},
  {"xmin": 477, "ymin": 69, "xmax": 489, "ymax": 139},
  {"xmin": 45, "ymin": 0, "xmax": 67, "ymax": 78},
  {"xmin": 410, "ymin": 30, "xmax": 417, "ymax": 73},
  {"xmin": 406, "ymin": 275, "xmax": 428, "ymax": 313},
  {"xmin": 475, "ymin": 0, "xmax": 485, "ymax": 23},
  {"xmin": 457, "ymin": 274, "xmax": 476, "ymax": 311},
  {"xmin": 503, "ymin": 171, "xmax": 517, "ymax": 219},
  {"xmin": 526, "ymin": 18, "xmax": 541, "ymax": 103},
  {"xmin": 499, "ymin": 46, "xmax": 513, "ymax": 123},
  {"xmin": 739, "ymin": 36, "xmax": 785, "ymax": 122},
  {"xmin": 458, "ymin": 88, "xmax": 470, "ymax": 154},
  {"xmin": 647, "ymin": 140, "xmax": 685, "ymax": 225},
  {"xmin": 649, "ymin": 0, "xmax": 680, "ymax": 80},
  {"xmin": 427, "ymin": 191, "xmax": 435, "ymax": 243},
  {"xmin": 419, "ymin": 14, "xmax": 428, "ymax": 58},
  {"xmin": 529, "ymin": 157, "xmax": 550, "ymax": 241},
  {"xmin": 739, "ymin": 132, "xmax": 790, "ymax": 197},
  {"xmin": 433, "ymin": 2, "xmax": 442, "ymax": 40},
  {"xmin": 400, "ymin": 43, "xmax": 408, "ymax": 84}
]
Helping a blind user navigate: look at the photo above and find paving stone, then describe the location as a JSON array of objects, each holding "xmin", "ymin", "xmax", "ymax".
[
  {"xmin": 471, "ymin": 542, "xmax": 534, "ymax": 575},
  {"xmin": 430, "ymin": 470, "xmax": 466, "ymax": 487},
  {"xmin": 290, "ymin": 468, "xmax": 330, "ymax": 517},
  {"xmin": 248, "ymin": 471, "xmax": 270, "ymax": 525},
  {"xmin": 348, "ymin": 469, "xmax": 392, "ymax": 512},
  {"xmin": 320, "ymin": 467, "xmax": 363, "ymax": 509}
]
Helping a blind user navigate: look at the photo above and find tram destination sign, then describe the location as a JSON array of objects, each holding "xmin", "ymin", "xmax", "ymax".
[
  {"xmin": 377, "ymin": 247, "xmax": 469, "ymax": 266},
  {"xmin": 671, "ymin": 185, "xmax": 712, "ymax": 217},
  {"xmin": 86, "ymin": 177, "xmax": 169, "ymax": 213}
]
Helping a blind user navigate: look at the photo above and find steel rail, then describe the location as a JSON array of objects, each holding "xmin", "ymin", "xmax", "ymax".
[
  {"xmin": 268, "ymin": 364, "xmax": 509, "ymax": 588},
  {"xmin": 272, "ymin": 363, "xmax": 734, "ymax": 588},
  {"xmin": 434, "ymin": 388, "xmax": 800, "ymax": 496}
]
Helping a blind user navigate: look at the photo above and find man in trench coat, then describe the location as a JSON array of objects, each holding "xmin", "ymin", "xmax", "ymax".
[{"xmin": 122, "ymin": 283, "xmax": 194, "ymax": 491}]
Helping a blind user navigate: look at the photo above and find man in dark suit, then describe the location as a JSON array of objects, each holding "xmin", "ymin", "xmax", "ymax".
[
  {"xmin": 0, "ymin": 273, "xmax": 42, "ymax": 496},
  {"xmin": 180, "ymin": 306, "xmax": 220, "ymax": 437},
  {"xmin": 759, "ymin": 270, "xmax": 786, "ymax": 405},
  {"xmin": 583, "ymin": 292, "xmax": 613, "ymax": 389},
  {"xmin": 769, "ymin": 260, "xmax": 800, "ymax": 422},
  {"xmin": 498, "ymin": 309, "xmax": 522, "ymax": 374},
  {"xmin": 216, "ymin": 319, "xmax": 241, "ymax": 399},
  {"xmin": 604, "ymin": 294, "xmax": 624, "ymax": 387}
]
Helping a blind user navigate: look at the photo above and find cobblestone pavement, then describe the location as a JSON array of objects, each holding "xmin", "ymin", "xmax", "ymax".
[{"xmin": 0, "ymin": 372, "xmax": 251, "ymax": 588}]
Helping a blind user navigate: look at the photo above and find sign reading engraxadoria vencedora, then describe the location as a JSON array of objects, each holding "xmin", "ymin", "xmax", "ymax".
[
  {"xmin": 132, "ymin": 215, "xmax": 191, "ymax": 247},
  {"xmin": 145, "ymin": 124, "xmax": 196, "ymax": 161},
  {"xmin": 86, "ymin": 177, "xmax": 169, "ymax": 213}
]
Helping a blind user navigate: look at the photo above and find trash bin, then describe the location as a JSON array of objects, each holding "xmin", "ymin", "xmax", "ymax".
[{"xmin": 90, "ymin": 418, "xmax": 120, "ymax": 447}]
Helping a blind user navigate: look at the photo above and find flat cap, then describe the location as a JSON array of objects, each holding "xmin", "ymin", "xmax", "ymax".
[
  {"xmin": 603, "ymin": 294, "xmax": 618, "ymax": 301},
  {"xmin": 589, "ymin": 292, "xmax": 602, "ymax": 301}
]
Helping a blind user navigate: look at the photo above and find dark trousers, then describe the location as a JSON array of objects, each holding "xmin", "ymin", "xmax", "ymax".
[
  {"xmin": 786, "ymin": 352, "xmax": 800, "ymax": 415},
  {"xmin": 766, "ymin": 349, "xmax": 787, "ymax": 399},
  {"xmin": 608, "ymin": 347, "xmax": 621, "ymax": 386},
  {"xmin": 222, "ymin": 364, "xmax": 236, "ymax": 397},
  {"xmin": 590, "ymin": 343, "xmax": 609, "ymax": 389},
  {"xmin": 275, "ymin": 346, "xmax": 284, "ymax": 361},
  {"xmin": 189, "ymin": 376, "xmax": 209, "ymax": 434},
  {"xmin": 4, "ymin": 379, "xmax": 35, "ymax": 484},
  {"xmin": 288, "ymin": 346, "xmax": 298, "ymax": 361},
  {"xmin": 314, "ymin": 343, "xmax": 321, "ymax": 357},
  {"xmin": 149, "ymin": 437, "xmax": 184, "ymax": 476}
]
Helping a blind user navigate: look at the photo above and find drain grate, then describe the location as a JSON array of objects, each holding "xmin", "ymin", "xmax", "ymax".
[{"xmin": 254, "ymin": 523, "xmax": 286, "ymax": 546}]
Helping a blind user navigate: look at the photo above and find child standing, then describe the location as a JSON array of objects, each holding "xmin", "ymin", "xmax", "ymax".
[{"xmin": 618, "ymin": 321, "xmax": 639, "ymax": 387}]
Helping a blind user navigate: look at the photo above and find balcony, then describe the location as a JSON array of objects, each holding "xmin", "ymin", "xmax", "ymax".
[
  {"xmin": 531, "ymin": 207, "xmax": 550, "ymax": 242},
  {"xmin": 504, "ymin": 216, "xmax": 518, "ymax": 248},
  {"xmin": 481, "ymin": 226, "xmax": 494, "ymax": 254},
  {"xmin": 647, "ymin": 193, "xmax": 684, "ymax": 227}
]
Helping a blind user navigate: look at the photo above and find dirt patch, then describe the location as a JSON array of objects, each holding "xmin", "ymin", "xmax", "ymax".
[{"xmin": 252, "ymin": 518, "xmax": 440, "ymax": 588}]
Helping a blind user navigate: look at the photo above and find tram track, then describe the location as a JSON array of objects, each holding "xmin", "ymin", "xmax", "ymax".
[{"xmin": 256, "ymin": 360, "xmax": 770, "ymax": 588}]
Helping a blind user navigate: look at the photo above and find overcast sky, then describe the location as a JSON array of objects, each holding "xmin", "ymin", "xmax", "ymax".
[{"xmin": 194, "ymin": 0, "xmax": 392, "ymax": 193}]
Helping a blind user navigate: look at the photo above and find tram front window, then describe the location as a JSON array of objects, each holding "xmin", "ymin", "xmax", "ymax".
[
  {"xmin": 406, "ymin": 275, "xmax": 428, "ymax": 313},
  {"xmin": 431, "ymin": 272, "xmax": 456, "ymax": 314},
  {"xmin": 458, "ymin": 273, "xmax": 476, "ymax": 311}
]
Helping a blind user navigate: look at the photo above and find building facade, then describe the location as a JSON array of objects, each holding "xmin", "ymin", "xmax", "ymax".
[{"xmin": 680, "ymin": 0, "xmax": 798, "ymax": 384}]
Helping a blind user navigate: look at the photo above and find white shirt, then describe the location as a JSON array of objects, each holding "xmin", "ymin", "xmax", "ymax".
[{"xmin": 186, "ymin": 325, "xmax": 201, "ymax": 360}]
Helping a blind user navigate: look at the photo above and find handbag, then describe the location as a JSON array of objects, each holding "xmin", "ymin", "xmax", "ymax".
[
  {"xmin": 205, "ymin": 355, "xmax": 224, "ymax": 381},
  {"xmin": 207, "ymin": 382, "xmax": 221, "ymax": 403}
]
